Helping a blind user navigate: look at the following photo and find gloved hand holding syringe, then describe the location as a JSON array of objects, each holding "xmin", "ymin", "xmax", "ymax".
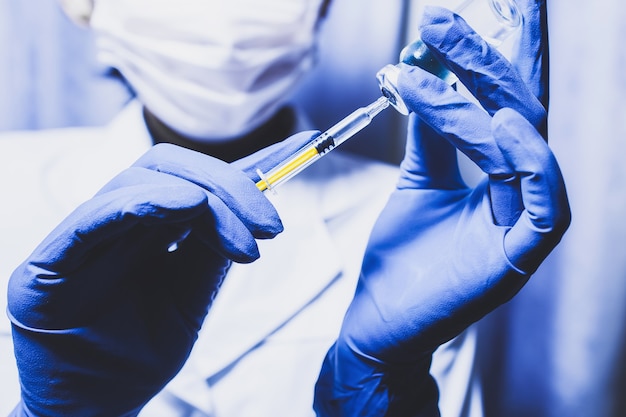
[{"xmin": 256, "ymin": 0, "xmax": 522, "ymax": 192}]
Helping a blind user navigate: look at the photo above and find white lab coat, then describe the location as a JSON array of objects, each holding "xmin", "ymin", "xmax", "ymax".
[{"xmin": 0, "ymin": 100, "xmax": 481, "ymax": 416}]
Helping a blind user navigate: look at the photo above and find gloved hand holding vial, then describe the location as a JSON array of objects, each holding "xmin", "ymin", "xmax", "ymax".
[{"xmin": 314, "ymin": 2, "xmax": 569, "ymax": 416}]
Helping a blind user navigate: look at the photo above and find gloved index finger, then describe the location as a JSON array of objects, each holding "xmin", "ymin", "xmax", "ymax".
[
  {"xmin": 98, "ymin": 167, "xmax": 268, "ymax": 262},
  {"xmin": 398, "ymin": 64, "xmax": 510, "ymax": 176},
  {"xmin": 132, "ymin": 143, "xmax": 282, "ymax": 238},
  {"xmin": 418, "ymin": 6, "xmax": 546, "ymax": 132}
]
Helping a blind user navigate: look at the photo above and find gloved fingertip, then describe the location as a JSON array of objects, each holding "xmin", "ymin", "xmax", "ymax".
[
  {"xmin": 232, "ymin": 245, "xmax": 261, "ymax": 264},
  {"xmin": 493, "ymin": 107, "xmax": 548, "ymax": 144},
  {"xmin": 254, "ymin": 218, "xmax": 284, "ymax": 239},
  {"xmin": 202, "ymin": 230, "xmax": 261, "ymax": 264},
  {"xmin": 397, "ymin": 63, "xmax": 424, "ymax": 95},
  {"xmin": 397, "ymin": 61, "xmax": 420, "ymax": 81},
  {"xmin": 419, "ymin": 6, "xmax": 458, "ymax": 49},
  {"xmin": 241, "ymin": 193, "xmax": 284, "ymax": 239},
  {"xmin": 492, "ymin": 106, "xmax": 516, "ymax": 123},
  {"xmin": 269, "ymin": 217, "xmax": 284, "ymax": 235},
  {"xmin": 396, "ymin": 63, "xmax": 450, "ymax": 111},
  {"xmin": 420, "ymin": 5, "xmax": 455, "ymax": 30},
  {"xmin": 491, "ymin": 108, "xmax": 529, "ymax": 146}
]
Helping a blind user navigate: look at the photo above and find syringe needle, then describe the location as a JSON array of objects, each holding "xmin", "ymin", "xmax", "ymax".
[{"xmin": 256, "ymin": 96, "xmax": 390, "ymax": 192}]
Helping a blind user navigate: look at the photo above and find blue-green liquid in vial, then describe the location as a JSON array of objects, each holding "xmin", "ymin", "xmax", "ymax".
[{"xmin": 400, "ymin": 39, "xmax": 457, "ymax": 85}]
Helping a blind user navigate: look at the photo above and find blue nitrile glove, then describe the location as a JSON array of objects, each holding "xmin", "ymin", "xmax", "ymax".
[
  {"xmin": 314, "ymin": 5, "xmax": 570, "ymax": 417},
  {"xmin": 7, "ymin": 130, "xmax": 318, "ymax": 417},
  {"xmin": 418, "ymin": 0, "xmax": 549, "ymax": 227}
]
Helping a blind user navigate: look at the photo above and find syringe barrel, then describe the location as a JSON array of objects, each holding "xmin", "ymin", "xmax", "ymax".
[
  {"xmin": 256, "ymin": 97, "xmax": 389, "ymax": 192},
  {"xmin": 256, "ymin": 139, "xmax": 323, "ymax": 191},
  {"xmin": 323, "ymin": 109, "xmax": 372, "ymax": 150}
]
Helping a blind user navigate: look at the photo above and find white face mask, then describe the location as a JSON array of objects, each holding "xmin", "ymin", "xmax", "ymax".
[{"xmin": 90, "ymin": 0, "xmax": 324, "ymax": 140}]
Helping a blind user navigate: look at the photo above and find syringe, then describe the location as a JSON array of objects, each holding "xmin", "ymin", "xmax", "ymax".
[{"xmin": 255, "ymin": 95, "xmax": 390, "ymax": 192}]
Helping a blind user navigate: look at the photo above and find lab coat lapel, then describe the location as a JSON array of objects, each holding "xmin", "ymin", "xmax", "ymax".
[{"xmin": 187, "ymin": 178, "xmax": 342, "ymax": 378}]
